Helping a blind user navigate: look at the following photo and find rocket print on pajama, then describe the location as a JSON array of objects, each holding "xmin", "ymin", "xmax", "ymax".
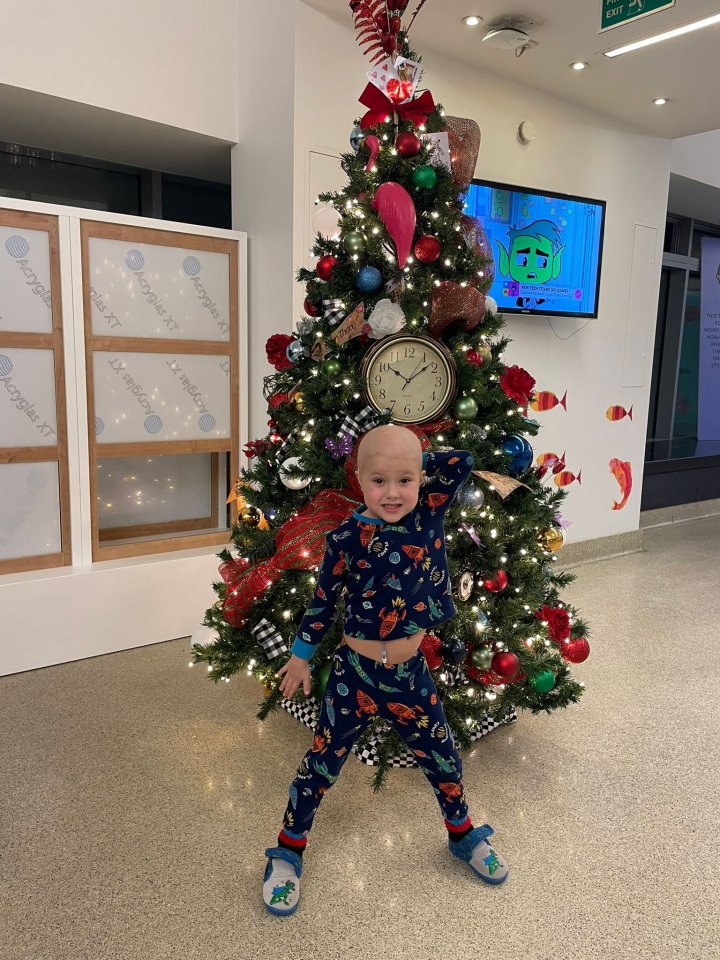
[{"xmin": 281, "ymin": 643, "xmax": 469, "ymax": 839}]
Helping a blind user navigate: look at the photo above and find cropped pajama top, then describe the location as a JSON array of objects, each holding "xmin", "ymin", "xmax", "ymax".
[{"xmin": 290, "ymin": 450, "xmax": 474, "ymax": 660}]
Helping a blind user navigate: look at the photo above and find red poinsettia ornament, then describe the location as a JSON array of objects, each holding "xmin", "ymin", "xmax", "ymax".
[
  {"xmin": 500, "ymin": 365, "xmax": 536, "ymax": 405},
  {"xmin": 265, "ymin": 334, "xmax": 294, "ymax": 371},
  {"xmin": 483, "ymin": 569, "xmax": 508, "ymax": 593},
  {"xmin": 534, "ymin": 604, "xmax": 571, "ymax": 642}
]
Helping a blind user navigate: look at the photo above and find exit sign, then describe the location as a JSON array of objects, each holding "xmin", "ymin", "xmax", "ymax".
[{"xmin": 600, "ymin": 0, "xmax": 675, "ymax": 32}]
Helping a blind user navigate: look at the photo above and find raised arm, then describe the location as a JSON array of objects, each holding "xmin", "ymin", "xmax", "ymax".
[{"xmin": 422, "ymin": 449, "xmax": 474, "ymax": 509}]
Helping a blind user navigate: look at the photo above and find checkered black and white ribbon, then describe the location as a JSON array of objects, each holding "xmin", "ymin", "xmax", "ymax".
[
  {"xmin": 278, "ymin": 696, "xmax": 516, "ymax": 768},
  {"xmin": 338, "ymin": 406, "xmax": 382, "ymax": 442},
  {"xmin": 323, "ymin": 298, "xmax": 345, "ymax": 327},
  {"xmin": 275, "ymin": 431, "xmax": 298, "ymax": 462},
  {"xmin": 251, "ymin": 618, "xmax": 288, "ymax": 661}
]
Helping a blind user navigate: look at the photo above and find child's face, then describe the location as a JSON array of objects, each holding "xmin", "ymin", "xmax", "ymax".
[{"xmin": 356, "ymin": 449, "xmax": 424, "ymax": 523}]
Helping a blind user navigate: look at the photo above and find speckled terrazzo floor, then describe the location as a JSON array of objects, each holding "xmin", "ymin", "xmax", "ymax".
[{"xmin": 1, "ymin": 517, "xmax": 719, "ymax": 960}]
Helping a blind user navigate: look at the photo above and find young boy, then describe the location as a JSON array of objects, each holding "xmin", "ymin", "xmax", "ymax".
[{"xmin": 263, "ymin": 425, "xmax": 508, "ymax": 915}]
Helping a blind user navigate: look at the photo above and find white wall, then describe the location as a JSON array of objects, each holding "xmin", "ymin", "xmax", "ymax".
[
  {"xmin": 293, "ymin": 4, "xmax": 671, "ymax": 543},
  {"xmin": 0, "ymin": 0, "xmax": 239, "ymax": 141},
  {"xmin": 671, "ymin": 130, "xmax": 720, "ymax": 189}
]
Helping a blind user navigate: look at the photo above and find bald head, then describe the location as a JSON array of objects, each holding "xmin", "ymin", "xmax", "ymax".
[{"xmin": 357, "ymin": 425, "xmax": 423, "ymax": 474}]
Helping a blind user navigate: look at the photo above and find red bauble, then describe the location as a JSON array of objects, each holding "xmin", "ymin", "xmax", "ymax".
[
  {"xmin": 303, "ymin": 297, "xmax": 319, "ymax": 317},
  {"xmin": 414, "ymin": 235, "xmax": 442, "ymax": 263},
  {"xmin": 491, "ymin": 651, "xmax": 520, "ymax": 681},
  {"xmin": 466, "ymin": 349, "xmax": 484, "ymax": 367},
  {"xmin": 483, "ymin": 570, "xmax": 509, "ymax": 593},
  {"xmin": 421, "ymin": 633, "xmax": 443, "ymax": 670},
  {"xmin": 560, "ymin": 637, "xmax": 590, "ymax": 664},
  {"xmin": 395, "ymin": 131, "xmax": 422, "ymax": 158},
  {"xmin": 316, "ymin": 255, "xmax": 338, "ymax": 282}
]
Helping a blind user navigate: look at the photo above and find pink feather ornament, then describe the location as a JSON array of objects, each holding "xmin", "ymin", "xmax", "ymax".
[
  {"xmin": 364, "ymin": 135, "xmax": 380, "ymax": 172},
  {"xmin": 371, "ymin": 181, "xmax": 416, "ymax": 268}
]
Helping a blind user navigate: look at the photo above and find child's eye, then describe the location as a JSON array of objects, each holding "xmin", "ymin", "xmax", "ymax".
[{"xmin": 372, "ymin": 478, "xmax": 384, "ymax": 484}]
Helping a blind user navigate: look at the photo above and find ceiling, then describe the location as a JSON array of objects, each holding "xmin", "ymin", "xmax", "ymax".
[{"xmin": 305, "ymin": 0, "xmax": 720, "ymax": 139}]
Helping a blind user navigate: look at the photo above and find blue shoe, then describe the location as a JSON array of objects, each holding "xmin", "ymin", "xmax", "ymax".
[
  {"xmin": 449, "ymin": 824, "xmax": 509, "ymax": 884},
  {"xmin": 262, "ymin": 847, "xmax": 303, "ymax": 915}
]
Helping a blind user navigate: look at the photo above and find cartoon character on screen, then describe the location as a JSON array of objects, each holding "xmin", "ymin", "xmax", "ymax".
[{"xmin": 494, "ymin": 219, "xmax": 565, "ymax": 310}]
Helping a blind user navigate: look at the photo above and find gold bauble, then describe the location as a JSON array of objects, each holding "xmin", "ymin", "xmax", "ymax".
[
  {"xmin": 263, "ymin": 683, "xmax": 273, "ymax": 698},
  {"xmin": 476, "ymin": 343, "xmax": 492, "ymax": 363},
  {"xmin": 291, "ymin": 391, "xmax": 305, "ymax": 413},
  {"xmin": 241, "ymin": 505, "xmax": 262, "ymax": 527},
  {"xmin": 539, "ymin": 526, "xmax": 565, "ymax": 552}
]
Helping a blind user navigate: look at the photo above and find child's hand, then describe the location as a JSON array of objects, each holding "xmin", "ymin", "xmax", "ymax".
[{"xmin": 277, "ymin": 655, "xmax": 312, "ymax": 698}]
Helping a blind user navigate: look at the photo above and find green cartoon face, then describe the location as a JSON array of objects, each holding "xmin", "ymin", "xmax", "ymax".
[
  {"xmin": 510, "ymin": 235, "xmax": 555, "ymax": 283},
  {"xmin": 494, "ymin": 219, "xmax": 565, "ymax": 285}
]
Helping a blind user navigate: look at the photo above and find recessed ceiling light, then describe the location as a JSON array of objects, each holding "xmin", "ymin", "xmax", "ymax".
[
  {"xmin": 653, "ymin": 97, "xmax": 669, "ymax": 105},
  {"xmin": 463, "ymin": 16, "xmax": 482, "ymax": 27},
  {"xmin": 570, "ymin": 61, "xmax": 588, "ymax": 70},
  {"xmin": 604, "ymin": 13, "xmax": 720, "ymax": 58}
]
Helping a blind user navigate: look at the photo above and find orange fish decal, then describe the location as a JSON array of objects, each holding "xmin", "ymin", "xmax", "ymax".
[
  {"xmin": 606, "ymin": 404, "xmax": 633, "ymax": 422},
  {"xmin": 426, "ymin": 492, "xmax": 449, "ymax": 509},
  {"xmin": 530, "ymin": 390, "xmax": 567, "ymax": 413},
  {"xmin": 355, "ymin": 689, "xmax": 378, "ymax": 718},
  {"xmin": 609, "ymin": 458, "xmax": 632, "ymax": 510},
  {"xmin": 554, "ymin": 470, "xmax": 582, "ymax": 488}
]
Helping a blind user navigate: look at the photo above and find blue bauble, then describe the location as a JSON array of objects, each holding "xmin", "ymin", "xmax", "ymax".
[
  {"xmin": 356, "ymin": 265, "xmax": 383, "ymax": 292},
  {"xmin": 500, "ymin": 434, "xmax": 533, "ymax": 476},
  {"xmin": 350, "ymin": 125, "xmax": 365, "ymax": 153}
]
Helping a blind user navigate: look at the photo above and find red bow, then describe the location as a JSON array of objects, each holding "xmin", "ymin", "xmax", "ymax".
[{"xmin": 358, "ymin": 83, "xmax": 436, "ymax": 130}]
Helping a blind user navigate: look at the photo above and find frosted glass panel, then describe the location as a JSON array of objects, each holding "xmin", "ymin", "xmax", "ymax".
[
  {"xmin": 0, "ymin": 348, "xmax": 58, "ymax": 446},
  {"xmin": 93, "ymin": 351, "xmax": 230, "ymax": 443},
  {"xmin": 0, "ymin": 461, "xmax": 61, "ymax": 559},
  {"xmin": 0, "ymin": 226, "xmax": 53, "ymax": 333},
  {"xmin": 97, "ymin": 454, "xmax": 216, "ymax": 528},
  {"xmin": 88, "ymin": 237, "xmax": 230, "ymax": 341}
]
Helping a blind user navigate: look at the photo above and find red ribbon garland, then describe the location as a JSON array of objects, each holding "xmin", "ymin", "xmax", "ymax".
[
  {"xmin": 358, "ymin": 83, "xmax": 436, "ymax": 130},
  {"xmin": 222, "ymin": 488, "xmax": 360, "ymax": 627}
]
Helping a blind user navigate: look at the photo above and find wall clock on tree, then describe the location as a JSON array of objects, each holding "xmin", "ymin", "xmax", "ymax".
[{"xmin": 360, "ymin": 332, "xmax": 458, "ymax": 424}]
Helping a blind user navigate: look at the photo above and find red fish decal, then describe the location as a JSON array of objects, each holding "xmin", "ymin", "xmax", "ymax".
[
  {"xmin": 609, "ymin": 458, "xmax": 632, "ymax": 510},
  {"xmin": 606, "ymin": 404, "xmax": 633, "ymax": 422},
  {"xmin": 530, "ymin": 390, "xmax": 567, "ymax": 413},
  {"xmin": 536, "ymin": 451, "xmax": 566, "ymax": 478},
  {"xmin": 554, "ymin": 470, "xmax": 582, "ymax": 488}
]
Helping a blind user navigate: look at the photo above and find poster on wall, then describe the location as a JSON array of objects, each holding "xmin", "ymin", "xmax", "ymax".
[
  {"xmin": 92, "ymin": 351, "xmax": 230, "ymax": 444},
  {"xmin": 88, "ymin": 239, "xmax": 231, "ymax": 342},
  {"xmin": 696, "ymin": 238, "xmax": 720, "ymax": 456},
  {"xmin": 0, "ymin": 227, "xmax": 53, "ymax": 334}
]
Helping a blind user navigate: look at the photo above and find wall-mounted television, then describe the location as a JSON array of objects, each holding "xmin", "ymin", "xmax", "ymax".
[{"xmin": 465, "ymin": 179, "xmax": 606, "ymax": 318}]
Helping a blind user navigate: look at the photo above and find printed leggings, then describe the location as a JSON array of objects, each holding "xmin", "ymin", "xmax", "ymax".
[{"xmin": 280, "ymin": 643, "xmax": 470, "ymax": 839}]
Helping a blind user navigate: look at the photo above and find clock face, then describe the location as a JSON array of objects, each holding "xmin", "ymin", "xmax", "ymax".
[
  {"xmin": 458, "ymin": 571, "xmax": 474, "ymax": 602},
  {"xmin": 361, "ymin": 334, "xmax": 457, "ymax": 424}
]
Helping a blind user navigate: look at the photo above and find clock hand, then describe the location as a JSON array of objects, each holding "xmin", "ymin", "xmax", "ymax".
[
  {"xmin": 401, "ymin": 358, "xmax": 424, "ymax": 389},
  {"xmin": 387, "ymin": 364, "xmax": 409, "ymax": 383},
  {"xmin": 402, "ymin": 363, "xmax": 431, "ymax": 390}
]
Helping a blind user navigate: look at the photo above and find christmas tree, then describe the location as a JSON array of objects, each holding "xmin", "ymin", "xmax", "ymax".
[{"xmin": 192, "ymin": 0, "xmax": 589, "ymax": 787}]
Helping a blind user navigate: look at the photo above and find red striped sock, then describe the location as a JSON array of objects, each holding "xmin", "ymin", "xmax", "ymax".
[{"xmin": 278, "ymin": 829, "xmax": 307, "ymax": 854}]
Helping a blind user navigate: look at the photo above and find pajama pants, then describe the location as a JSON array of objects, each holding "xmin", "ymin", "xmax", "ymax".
[{"xmin": 280, "ymin": 642, "xmax": 470, "ymax": 840}]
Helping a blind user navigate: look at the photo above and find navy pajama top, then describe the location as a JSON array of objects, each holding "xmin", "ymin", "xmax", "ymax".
[{"xmin": 290, "ymin": 450, "xmax": 474, "ymax": 660}]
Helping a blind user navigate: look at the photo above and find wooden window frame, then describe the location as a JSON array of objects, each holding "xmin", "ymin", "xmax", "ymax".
[
  {"xmin": 81, "ymin": 221, "xmax": 239, "ymax": 561},
  {"xmin": 0, "ymin": 209, "xmax": 71, "ymax": 574}
]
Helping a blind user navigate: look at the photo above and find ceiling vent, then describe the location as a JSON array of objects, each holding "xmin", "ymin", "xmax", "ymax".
[{"xmin": 482, "ymin": 18, "xmax": 539, "ymax": 55}]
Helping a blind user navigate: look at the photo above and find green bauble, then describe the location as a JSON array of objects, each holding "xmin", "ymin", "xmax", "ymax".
[
  {"xmin": 454, "ymin": 396, "xmax": 478, "ymax": 420},
  {"xmin": 411, "ymin": 165, "xmax": 438, "ymax": 190},
  {"xmin": 343, "ymin": 231, "xmax": 366, "ymax": 255},
  {"xmin": 530, "ymin": 669, "xmax": 556, "ymax": 693},
  {"xmin": 322, "ymin": 358, "xmax": 342, "ymax": 377},
  {"xmin": 470, "ymin": 646, "xmax": 493, "ymax": 670},
  {"xmin": 317, "ymin": 660, "xmax": 332, "ymax": 695}
]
